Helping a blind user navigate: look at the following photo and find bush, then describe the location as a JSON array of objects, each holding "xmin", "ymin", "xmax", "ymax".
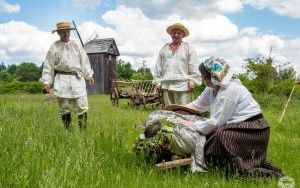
[
  {"xmin": 244, "ymin": 57, "xmax": 277, "ymax": 93},
  {"xmin": 0, "ymin": 70, "xmax": 13, "ymax": 82},
  {"xmin": 15, "ymin": 62, "xmax": 41, "ymax": 82},
  {"xmin": 269, "ymin": 79, "xmax": 294, "ymax": 96},
  {"xmin": 238, "ymin": 74, "xmax": 257, "ymax": 93},
  {"xmin": 0, "ymin": 81, "xmax": 41, "ymax": 94}
]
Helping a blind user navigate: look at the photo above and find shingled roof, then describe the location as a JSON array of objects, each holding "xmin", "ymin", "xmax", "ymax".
[{"xmin": 84, "ymin": 38, "xmax": 120, "ymax": 56}]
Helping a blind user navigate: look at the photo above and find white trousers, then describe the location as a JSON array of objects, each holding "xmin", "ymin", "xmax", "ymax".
[
  {"xmin": 163, "ymin": 90, "xmax": 191, "ymax": 107},
  {"xmin": 57, "ymin": 96, "xmax": 88, "ymax": 115}
]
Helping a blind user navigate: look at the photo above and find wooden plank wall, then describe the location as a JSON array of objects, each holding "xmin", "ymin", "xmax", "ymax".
[{"xmin": 87, "ymin": 53, "xmax": 117, "ymax": 94}]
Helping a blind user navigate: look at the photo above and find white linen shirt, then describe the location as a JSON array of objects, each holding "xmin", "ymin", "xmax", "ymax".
[
  {"xmin": 153, "ymin": 42, "xmax": 201, "ymax": 91},
  {"xmin": 186, "ymin": 81, "xmax": 262, "ymax": 134},
  {"xmin": 40, "ymin": 40, "xmax": 94, "ymax": 98}
]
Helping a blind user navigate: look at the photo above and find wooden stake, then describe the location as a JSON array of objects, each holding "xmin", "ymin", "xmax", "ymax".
[
  {"xmin": 279, "ymin": 84, "xmax": 296, "ymax": 123},
  {"xmin": 155, "ymin": 158, "xmax": 192, "ymax": 170}
]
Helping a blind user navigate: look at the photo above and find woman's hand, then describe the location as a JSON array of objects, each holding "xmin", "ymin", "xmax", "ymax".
[{"xmin": 178, "ymin": 119, "xmax": 193, "ymax": 126}]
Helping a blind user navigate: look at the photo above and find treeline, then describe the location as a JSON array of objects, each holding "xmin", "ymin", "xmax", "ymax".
[
  {"xmin": 0, "ymin": 57, "xmax": 298, "ymax": 97},
  {"xmin": 0, "ymin": 62, "xmax": 42, "ymax": 94},
  {"xmin": 117, "ymin": 59, "xmax": 153, "ymax": 81},
  {"xmin": 239, "ymin": 57, "xmax": 297, "ymax": 96}
]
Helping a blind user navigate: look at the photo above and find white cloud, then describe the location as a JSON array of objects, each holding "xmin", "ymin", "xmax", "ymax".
[
  {"xmin": 196, "ymin": 28, "xmax": 300, "ymax": 73},
  {"xmin": 100, "ymin": 6, "xmax": 238, "ymax": 58},
  {"xmin": 72, "ymin": 5, "xmax": 299, "ymax": 73},
  {"xmin": 118, "ymin": 0, "xmax": 243, "ymax": 18},
  {"xmin": 102, "ymin": 5, "xmax": 168, "ymax": 57},
  {"xmin": 185, "ymin": 14, "xmax": 238, "ymax": 42},
  {"xmin": 0, "ymin": 0, "xmax": 20, "ymax": 13},
  {"xmin": 283, "ymin": 39, "xmax": 300, "ymax": 74},
  {"xmin": 0, "ymin": 21, "xmax": 55, "ymax": 64},
  {"xmin": 0, "ymin": 4, "xmax": 299, "ymax": 74},
  {"xmin": 73, "ymin": 0, "xmax": 101, "ymax": 10},
  {"xmin": 118, "ymin": 0, "xmax": 300, "ymax": 19},
  {"xmin": 0, "ymin": 49, "xmax": 8, "ymax": 59},
  {"xmin": 242, "ymin": 0, "xmax": 300, "ymax": 18},
  {"xmin": 77, "ymin": 21, "xmax": 117, "ymax": 44}
]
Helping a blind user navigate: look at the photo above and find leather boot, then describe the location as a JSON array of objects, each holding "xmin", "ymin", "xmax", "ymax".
[
  {"xmin": 78, "ymin": 113, "xmax": 87, "ymax": 130},
  {"xmin": 62, "ymin": 113, "xmax": 72, "ymax": 129}
]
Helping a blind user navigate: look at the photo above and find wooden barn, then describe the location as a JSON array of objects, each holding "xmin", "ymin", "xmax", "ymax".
[{"xmin": 84, "ymin": 38, "xmax": 120, "ymax": 94}]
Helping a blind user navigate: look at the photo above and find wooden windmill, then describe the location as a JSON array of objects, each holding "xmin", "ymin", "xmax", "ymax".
[{"xmin": 72, "ymin": 20, "xmax": 120, "ymax": 94}]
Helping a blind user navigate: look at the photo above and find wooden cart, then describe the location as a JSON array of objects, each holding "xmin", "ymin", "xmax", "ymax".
[{"xmin": 110, "ymin": 80, "xmax": 163, "ymax": 109}]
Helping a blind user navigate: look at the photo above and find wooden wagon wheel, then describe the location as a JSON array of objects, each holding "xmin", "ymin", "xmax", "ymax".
[
  {"xmin": 110, "ymin": 87, "xmax": 119, "ymax": 107},
  {"xmin": 131, "ymin": 93, "xmax": 146, "ymax": 108},
  {"xmin": 130, "ymin": 83, "xmax": 147, "ymax": 108}
]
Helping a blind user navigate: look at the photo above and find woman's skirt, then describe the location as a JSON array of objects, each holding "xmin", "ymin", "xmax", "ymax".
[{"xmin": 204, "ymin": 117, "xmax": 282, "ymax": 177}]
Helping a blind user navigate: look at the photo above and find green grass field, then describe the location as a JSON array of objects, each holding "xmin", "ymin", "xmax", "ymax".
[{"xmin": 0, "ymin": 94, "xmax": 299, "ymax": 187}]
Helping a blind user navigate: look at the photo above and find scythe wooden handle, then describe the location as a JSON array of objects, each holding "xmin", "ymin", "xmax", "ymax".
[{"xmin": 155, "ymin": 157, "xmax": 192, "ymax": 170}]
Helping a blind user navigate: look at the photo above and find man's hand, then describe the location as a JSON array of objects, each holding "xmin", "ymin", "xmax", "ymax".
[
  {"xmin": 155, "ymin": 83, "xmax": 162, "ymax": 91},
  {"xmin": 88, "ymin": 78, "xmax": 95, "ymax": 86},
  {"xmin": 188, "ymin": 81, "xmax": 195, "ymax": 92},
  {"xmin": 43, "ymin": 84, "xmax": 51, "ymax": 94}
]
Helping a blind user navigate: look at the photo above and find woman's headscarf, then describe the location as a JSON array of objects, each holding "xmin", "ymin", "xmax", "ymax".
[{"xmin": 203, "ymin": 57, "xmax": 238, "ymax": 88}]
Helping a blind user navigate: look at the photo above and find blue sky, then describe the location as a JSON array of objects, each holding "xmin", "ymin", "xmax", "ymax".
[
  {"xmin": 0, "ymin": 0, "xmax": 300, "ymax": 73},
  {"xmin": 229, "ymin": 6, "xmax": 300, "ymax": 39},
  {"xmin": 0, "ymin": 0, "xmax": 116, "ymax": 30},
  {"xmin": 1, "ymin": 1, "xmax": 299, "ymax": 37}
]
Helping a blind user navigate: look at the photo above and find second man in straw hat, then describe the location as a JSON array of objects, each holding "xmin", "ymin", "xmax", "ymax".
[{"xmin": 153, "ymin": 23, "xmax": 200, "ymax": 107}]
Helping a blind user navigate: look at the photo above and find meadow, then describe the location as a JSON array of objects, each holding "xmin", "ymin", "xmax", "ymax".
[{"xmin": 0, "ymin": 93, "xmax": 299, "ymax": 188}]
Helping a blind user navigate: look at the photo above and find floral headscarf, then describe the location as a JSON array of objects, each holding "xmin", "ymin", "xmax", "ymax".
[
  {"xmin": 203, "ymin": 57, "xmax": 238, "ymax": 88},
  {"xmin": 203, "ymin": 56, "xmax": 230, "ymax": 82}
]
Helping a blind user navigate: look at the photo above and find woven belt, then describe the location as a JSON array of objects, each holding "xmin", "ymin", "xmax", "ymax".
[{"xmin": 55, "ymin": 70, "xmax": 77, "ymax": 76}]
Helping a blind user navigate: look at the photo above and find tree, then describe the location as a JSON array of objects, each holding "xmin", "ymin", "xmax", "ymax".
[
  {"xmin": 132, "ymin": 72, "xmax": 143, "ymax": 80},
  {"xmin": 242, "ymin": 55, "xmax": 297, "ymax": 96},
  {"xmin": 117, "ymin": 59, "xmax": 135, "ymax": 80},
  {"xmin": 7, "ymin": 64, "xmax": 18, "ymax": 77},
  {"xmin": 244, "ymin": 57, "xmax": 277, "ymax": 93},
  {"xmin": 0, "ymin": 62, "xmax": 6, "ymax": 71},
  {"xmin": 15, "ymin": 62, "xmax": 40, "ymax": 82},
  {"xmin": 0, "ymin": 70, "xmax": 13, "ymax": 82},
  {"xmin": 278, "ymin": 66, "xmax": 296, "ymax": 80},
  {"xmin": 132, "ymin": 67, "xmax": 153, "ymax": 80}
]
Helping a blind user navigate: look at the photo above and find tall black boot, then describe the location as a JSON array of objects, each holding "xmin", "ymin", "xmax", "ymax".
[
  {"xmin": 78, "ymin": 113, "xmax": 87, "ymax": 130},
  {"xmin": 62, "ymin": 113, "xmax": 72, "ymax": 129}
]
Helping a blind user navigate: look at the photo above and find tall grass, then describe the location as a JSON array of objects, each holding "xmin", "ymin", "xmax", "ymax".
[{"xmin": 0, "ymin": 93, "xmax": 299, "ymax": 187}]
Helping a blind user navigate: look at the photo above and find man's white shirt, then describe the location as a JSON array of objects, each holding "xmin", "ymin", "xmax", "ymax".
[
  {"xmin": 40, "ymin": 40, "xmax": 93, "ymax": 98},
  {"xmin": 153, "ymin": 42, "xmax": 200, "ymax": 91}
]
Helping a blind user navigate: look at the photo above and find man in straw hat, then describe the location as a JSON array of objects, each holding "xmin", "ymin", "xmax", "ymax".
[
  {"xmin": 40, "ymin": 21, "xmax": 95, "ymax": 130},
  {"xmin": 153, "ymin": 23, "xmax": 200, "ymax": 107}
]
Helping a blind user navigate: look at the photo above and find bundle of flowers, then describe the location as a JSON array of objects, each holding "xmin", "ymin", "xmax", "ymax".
[{"xmin": 133, "ymin": 118, "xmax": 177, "ymax": 163}]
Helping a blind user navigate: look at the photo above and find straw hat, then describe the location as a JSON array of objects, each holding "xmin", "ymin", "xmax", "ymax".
[
  {"xmin": 52, "ymin": 21, "xmax": 75, "ymax": 34},
  {"xmin": 166, "ymin": 23, "xmax": 189, "ymax": 37},
  {"xmin": 165, "ymin": 104, "xmax": 208, "ymax": 117}
]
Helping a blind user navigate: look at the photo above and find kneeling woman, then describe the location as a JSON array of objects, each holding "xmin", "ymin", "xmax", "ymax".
[{"xmin": 184, "ymin": 57, "xmax": 282, "ymax": 176}]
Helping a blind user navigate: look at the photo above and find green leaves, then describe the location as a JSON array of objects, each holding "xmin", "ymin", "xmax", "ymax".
[
  {"xmin": 117, "ymin": 59, "xmax": 153, "ymax": 81},
  {"xmin": 242, "ymin": 57, "xmax": 296, "ymax": 95},
  {"xmin": 133, "ymin": 118, "xmax": 179, "ymax": 163},
  {"xmin": 117, "ymin": 59, "xmax": 135, "ymax": 80},
  {"xmin": 15, "ymin": 62, "xmax": 41, "ymax": 82}
]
